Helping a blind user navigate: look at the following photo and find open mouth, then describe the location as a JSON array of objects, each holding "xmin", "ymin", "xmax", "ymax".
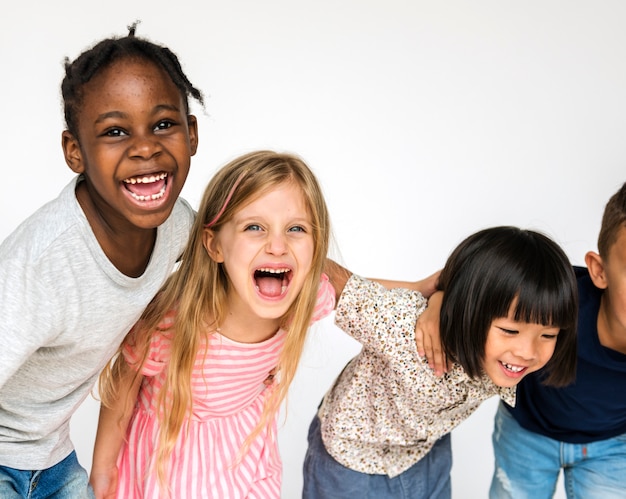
[
  {"xmin": 123, "ymin": 173, "xmax": 168, "ymax": 201},
  {"xmin": 500, "ymin": 361, "xmax": 526, "ymax": 374},
  {"xmin": 254, "ymin": 267, "xmax": 292, "ymax": 298}
]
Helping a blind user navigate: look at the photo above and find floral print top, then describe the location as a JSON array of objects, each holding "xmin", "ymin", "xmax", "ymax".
[{"xmin": 319, "ymin": 275, "xmax": 516, "ymax": 477}]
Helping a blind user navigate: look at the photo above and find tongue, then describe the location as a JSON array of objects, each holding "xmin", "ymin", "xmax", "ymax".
[
  {"xmin": 125, "ymin": 178, "xmax": 166, "ymax": 197},
  {"xmin": 256, "ymin": 276, "xmax": 283, "ymax": 297}
]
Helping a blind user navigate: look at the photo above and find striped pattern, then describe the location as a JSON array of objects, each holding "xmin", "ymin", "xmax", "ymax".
[{"xmin": 116, "ymin": 276, "xmax": 335, "ymax": 498}]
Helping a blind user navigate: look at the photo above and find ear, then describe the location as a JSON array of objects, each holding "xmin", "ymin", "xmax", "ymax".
[
  {"xmin": 585, "ymin": 251, "xmax": 608, "ymax": 290},
  {"xmin": 203, "ymin": 228, "xmax": 224, "ymax": 263},
  {"xmin": 187, "ymin": 115, "xmax": 199, "ymax": 156},
  {"xmin": 62, "ymin": 130, "xmax": 84, "ymax": 174}
]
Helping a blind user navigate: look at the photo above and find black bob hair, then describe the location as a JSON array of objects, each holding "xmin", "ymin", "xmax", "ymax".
[{"xmin": 438, "ymin": 226, "xmax": 578, "ymax": 387}]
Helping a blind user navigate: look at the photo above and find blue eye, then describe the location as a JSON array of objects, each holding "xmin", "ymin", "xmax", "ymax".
[
  {"xmin": 288, "ymin": 226, "xmax": 306, "ymax": 233},
  {"xmin": 245, "ymin": 224, "xmax": 262, "ymax": 232}
]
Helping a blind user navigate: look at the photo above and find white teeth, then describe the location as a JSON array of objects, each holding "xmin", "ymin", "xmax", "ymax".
[
  {"xmin": 502, "ymin": 362, "xmax": 524, "ymax": 373},
  {"xmin": 128, "ymin": 185, "xmax": 167, "ymax": 201},
  {"xmin": 254, "ymin": 285, "xmax": 288, "ymax": 294},
  {"xmin": 256, "ymin": 268, "xmax": 289, "ymax": 274},
  {"xmin": 124, "ymin": 172, "xmax": 168, "ymax": 184}
]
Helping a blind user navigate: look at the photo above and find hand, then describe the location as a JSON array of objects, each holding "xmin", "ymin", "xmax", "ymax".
[
  {"xmin": 415, "ymin": 291, "xmax": 448, "ymax": 376},
  {"xmin": 323, "ymin": 259, "xmax": 352, "ymax": 300},
  {"xmin": 412, "ymin": 270, "xmax": 441, "ymax": 298},
  {"xmin": 263, "ymin": 367, "xmax": 277, "ymax": 386},
  {"xmin": 90, "ymin": 466, "xmax": 119, "ymax": 499}
]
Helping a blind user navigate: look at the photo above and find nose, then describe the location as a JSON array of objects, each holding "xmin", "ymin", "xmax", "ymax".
[
  {"xmin": 512, "ymin": 336, "xmax": 537, "ymax": 361},
  {"xmin": 265, "ymin": 231, "xmax": 288, "ymax": 255},
  {"xmin": 128, "ymin": 133, "xmax": 162, "ymax": 160}
]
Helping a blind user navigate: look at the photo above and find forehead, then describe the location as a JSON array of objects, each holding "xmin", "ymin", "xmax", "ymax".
[
  {"xmin": 237, "ymin": 181, "xmax": 309, "ymax": 216},
  {"xmin": 80, "ymin": 57, "xmax": 184, "ymax": 112}
]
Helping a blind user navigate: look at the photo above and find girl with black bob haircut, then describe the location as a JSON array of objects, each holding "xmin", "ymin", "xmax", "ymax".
[
  {"xmin": 303, "ymin": 225, "xmax": 578, "ymax": 499},
  {"xmin": 439, "ymin": 226, "xmax": 578, "ymax": 387}
]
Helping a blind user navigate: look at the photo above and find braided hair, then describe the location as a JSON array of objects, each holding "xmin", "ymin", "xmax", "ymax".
[{"xmin": 61, "ymin": 21, "xmax": 204, "ymax": 137}]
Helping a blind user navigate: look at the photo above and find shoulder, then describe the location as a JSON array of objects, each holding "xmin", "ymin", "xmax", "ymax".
[
  {"xmin": 0, "ymin": 178, "xmax": 82, "ymax": 261},
  {"xmin": 156, "ymin": 197, "xmax": 195, "ymax": 254},
  {"xmin": 171, "ymin": 197, "xmax": 195, "ymax": 223}
]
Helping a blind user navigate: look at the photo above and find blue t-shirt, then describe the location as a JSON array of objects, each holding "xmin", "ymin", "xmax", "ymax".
[{"xmin": 506, "ymin": 266, "xmax": 626, "ymax": 443}]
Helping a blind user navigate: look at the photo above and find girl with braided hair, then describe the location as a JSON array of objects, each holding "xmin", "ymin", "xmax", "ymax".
[{"xmin": 0, "ymin": 23, "xmax": 201, "ymax": 497}]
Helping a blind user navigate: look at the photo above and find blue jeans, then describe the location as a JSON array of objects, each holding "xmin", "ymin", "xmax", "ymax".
[
  {"xmin": 490, "ymin": 401, "xmax": 626, "ymax": 499},
  {"xmin": 0, "ymin": 451, "xmax": 94, "ymax": 499},
  {"xmin": 303, "ymin": 414, "xmax": 452, "ymax": 499}
]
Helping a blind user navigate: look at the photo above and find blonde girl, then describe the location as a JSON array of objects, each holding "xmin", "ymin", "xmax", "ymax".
[{"xmin": 90, "ymin": 150, "xmax": 334, "ymax": 498}]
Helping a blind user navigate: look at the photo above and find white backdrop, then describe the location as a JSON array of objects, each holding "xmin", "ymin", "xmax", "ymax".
[{"xmin": 2, "ymin": 1, "xmax": 625, "ymax": 497}]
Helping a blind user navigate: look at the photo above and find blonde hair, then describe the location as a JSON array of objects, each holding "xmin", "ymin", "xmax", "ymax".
[{"xmin": 100, "ymin": 150, "xmax": 330, "ymax": 490}]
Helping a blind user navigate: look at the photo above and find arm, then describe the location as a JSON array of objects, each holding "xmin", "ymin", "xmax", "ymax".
[
  {"xmin": 373, "ymin": 270, "xmax": 440, "ymax": 299},
  {"xmin": 324, "ymin": 259, "xmax": 440, "ymax": 298},
  {"xmin": 376, "ymin": 274, "xmax": 447, "ymax": 374},
  {"xmin": 324, "ymin": 259, "xmax": 446, "ymax": 372},
  {"xmin": 90, "ymin": 359, "xmax": 143, "ymax": 499}
]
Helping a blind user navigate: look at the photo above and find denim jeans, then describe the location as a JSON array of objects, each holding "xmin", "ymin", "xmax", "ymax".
[
  {"xmin": 0, "ymin": 451, "xmax": 94, "ymax": 499},
  {"xmin": 490, "ymin": 401, "xmax": 626, "ymax": 499},
  {"xmin": 303, "ymin": 414, "xmax": 452, "ymax": 499}
]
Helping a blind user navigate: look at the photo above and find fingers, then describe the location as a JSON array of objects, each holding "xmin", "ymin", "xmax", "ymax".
[
  {"xmin": 263, "ymin": 367, "xmax": 277, "ymax": 386},
  {"xmin": 414, "ymin": 270, "xmax": 441, "ymax": 298},
  {"xmin": 416, "ymin": 316, "xmax": 446, "ymax": 376},
  {"xmin": 415, "ymin": 295, "xmax": 448, "ymax": 376}
]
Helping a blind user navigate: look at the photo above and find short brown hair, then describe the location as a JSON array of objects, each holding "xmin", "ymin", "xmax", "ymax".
[{"xmin": 598, "ymin": 182, "xmax": 626, "ymax": 258}]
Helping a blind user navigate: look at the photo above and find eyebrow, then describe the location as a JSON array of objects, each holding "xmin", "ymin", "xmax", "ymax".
[
  {"xmin": 95, "ymin": 111, "xmax": 128, "ymax": 124},
  {"xmin": 94, "ymin": 104, "xmax": 183, "ymax": 124}
]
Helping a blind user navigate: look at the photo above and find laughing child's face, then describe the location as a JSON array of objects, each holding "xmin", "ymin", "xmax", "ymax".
[
  {"xmin": 203, "ymin": 181, "xmax": 315, "ymax": 337},
  {"xmin": 63, "ymin": 57, "xmax": 198, "ymax": 232},
  {"xmin": 482, "ymin": 301, "xmax": 560, "ymax": 388}
]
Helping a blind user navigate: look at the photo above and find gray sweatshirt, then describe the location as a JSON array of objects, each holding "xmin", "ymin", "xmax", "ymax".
[{"xmin": 0, "ymin": 177, "xmax": 194, "ymax": 469}]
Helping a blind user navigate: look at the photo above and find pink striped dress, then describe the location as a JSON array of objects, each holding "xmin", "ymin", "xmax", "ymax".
[{"xmin": 115, "ymin": 276, "xmax": 335, "ymax": 499}]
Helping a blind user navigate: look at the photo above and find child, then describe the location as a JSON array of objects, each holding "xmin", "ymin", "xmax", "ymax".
[
  {"xmin": 303, "ymin": 226, "xmax": 579, "ymax": 499},
  {"xmin": 89, "ymin": 151, "xmax": 335, "ymax": 498},
  {"xmin": 0, "ymin": 25, "xmax": 201, "ymax": 497},
  {"xmin": 489, "ymin": 183, "xmax": 626, "ymax": 499}
]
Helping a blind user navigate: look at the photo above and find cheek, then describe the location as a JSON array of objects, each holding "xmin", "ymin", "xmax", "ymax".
[
  {"xmin": 483, "ymin": 330, "xmax": 498, "ymax": 356},
  {"xmin": 292, "ymin": 238, "xmax": 315, "ymax": 269},
  {"xmin": 612, "ymin": 287, "xmax": 626, "ymax": 317},
  {"xmin": 539, "ymin": 342, "xmax": 558, "ymax": 365}
]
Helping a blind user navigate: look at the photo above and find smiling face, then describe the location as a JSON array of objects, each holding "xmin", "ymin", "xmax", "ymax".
[
  {"xmin": 62, "ymin": 57, "xmax": 198, "ymax": 233},
  {"xmin": 482, "ymin": 303, "xmax": 560, "ymax": 387},
  {"xmin": 203, "ymin": 181, "xmax": 315, "ymax": 335}
]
